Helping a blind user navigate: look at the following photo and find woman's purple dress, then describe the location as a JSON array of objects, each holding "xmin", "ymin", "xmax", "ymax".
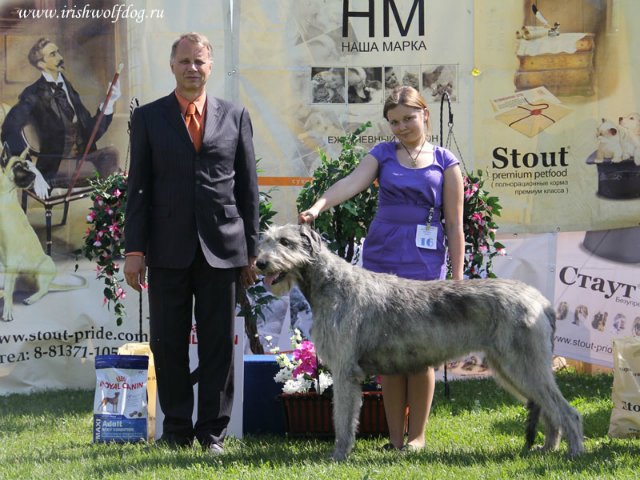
[{"xmin": 362, "ymin": 142, "xmax": 459, "ymax": 281}]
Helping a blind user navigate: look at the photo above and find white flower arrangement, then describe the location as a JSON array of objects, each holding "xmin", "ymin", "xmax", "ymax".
[{"xmin": 272, "ymin": 329, "xmax": 333, "ymax": 395}]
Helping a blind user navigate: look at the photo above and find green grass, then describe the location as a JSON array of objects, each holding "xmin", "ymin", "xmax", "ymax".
[{"xmin": 1, "ymin": 371, "xmax": 638, "ymax": 479}]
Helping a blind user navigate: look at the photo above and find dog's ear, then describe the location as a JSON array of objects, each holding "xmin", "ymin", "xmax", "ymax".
[
  {"xmin": 1, "ymin": 142, "xmax": 11, "ymax": 169},
  {"xmin": 19, "ymin": 147, "xmax": 30, "ymax": 161},
  {"xmin": 299, "ymin": 223, "xmax": 323, "ymax": 254}
]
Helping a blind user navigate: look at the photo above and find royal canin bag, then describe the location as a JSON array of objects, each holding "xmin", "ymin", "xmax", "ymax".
[
  {"xmin": 93, "ymin": 354, "xmax": 149, "ymax": 443},
  {"xmin": 608, "ymin": 337, "xmax": 640, "ymax": 438}
]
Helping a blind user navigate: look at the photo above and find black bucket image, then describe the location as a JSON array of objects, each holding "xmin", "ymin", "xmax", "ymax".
[
  {"xmin": 596, "ymin": 161, "xmax": 640, "ymax": 199},
  {"xmin": 583, "ymin": 227, "xmax": 640, "ymax": 263}
]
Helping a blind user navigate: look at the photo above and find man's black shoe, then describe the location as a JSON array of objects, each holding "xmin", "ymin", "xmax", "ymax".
[{"xmin": 156, "ymin": 434, "xmax": 193, "ymax": 449}]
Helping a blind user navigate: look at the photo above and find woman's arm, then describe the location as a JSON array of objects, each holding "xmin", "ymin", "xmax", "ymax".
[
  {"xmin": 298, "ymin": 153, "xmax": 379, "ymax": 223},
  {"xmin": 442, "ymin": 164, "xmax": 465, "ymax": 280}
]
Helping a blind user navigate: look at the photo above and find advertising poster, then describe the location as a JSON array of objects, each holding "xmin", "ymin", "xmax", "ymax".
[
  {"xmin": 0, "ymin": 0, "xmax": 229, "ymax": 394},
  {"xmin": 553, "ymin": 229, "xmax": 640, "ymax": 367},
  {"xmin": 474, "ymin": 0, "xmax": 640, "ymax": 233},
  {"xmin": 236, "ymin": 0, "xmax": 474, "ymax": 221}
]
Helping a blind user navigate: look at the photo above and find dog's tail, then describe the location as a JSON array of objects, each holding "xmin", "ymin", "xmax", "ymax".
[
  {"xmin": 525, "ymin": 400, "xmax": 541, "ymax": 450},
  {"xmin": 49, "ymin": 274, "xmax": 89, "ymax": 292},
  {"xmin": 545, "ymin": 305, "xmax": 557, "ymax": 352}
]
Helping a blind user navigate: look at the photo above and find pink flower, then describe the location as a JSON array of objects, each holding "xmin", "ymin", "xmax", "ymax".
[
  {"xmin": 497, "ymin": 248, "xmax": 507, "ymax": 256},
  {"xmin": 86, "ymin": 211, "xmax": 96, "ymax": 222},
  {"xmin": 114, "ymin": 188, "xmax": 122, "ymax": 198},
  {"xmin": 471, "ymin": 212, "xmax": 485, "ymax": 225},
  {"xmin": 292, "ymin": 340, "xmax": 317, "ymax": 377},
  {"xmin": 478, "ymin": 244, "xmax": 488, "ymax": 254}
]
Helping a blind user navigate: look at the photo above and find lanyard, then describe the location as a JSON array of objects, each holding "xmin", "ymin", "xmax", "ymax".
[{"xmin": 425, "ymin": 207, "xmax": 434, "ymax": 231}]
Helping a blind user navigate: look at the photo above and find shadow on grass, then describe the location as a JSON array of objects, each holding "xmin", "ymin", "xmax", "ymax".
[{"xmin": 2, "ymin": 371, "xmax": 630, "ymax": 478}]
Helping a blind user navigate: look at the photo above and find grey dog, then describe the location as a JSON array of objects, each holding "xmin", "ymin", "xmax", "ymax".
[{"xmin": 256, "ymin": 224, "xmax": 584, "ymax": 461}]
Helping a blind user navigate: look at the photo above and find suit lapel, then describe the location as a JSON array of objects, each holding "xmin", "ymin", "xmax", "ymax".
[
  {"xmin": 202, "ymin": 96, "xmax": 222, "ymax": 147},
  {"xmin": 161, "ymin": 93, "xmax": 194, "ymax": 151},
  {"xmin": 36, "ymin": 77, "xmax": 62, "ymax": 121}
]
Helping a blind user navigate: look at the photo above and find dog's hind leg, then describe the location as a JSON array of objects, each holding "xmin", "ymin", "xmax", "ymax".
[
  {"xmin": 331, "ymin": 370, "xmax": 363, "ymax": 461},
  {"xmin": 23, "ymin": 257, "xmax": 56, "ymax": 305},
  {"xmin": 489, "ymin": 353, "xmax": 583, "ymax": 456},
  {"xmin": 486, "ymin": 356, "xmax": 539, "ymax": 452},
  {"xmin": 525, "ymin": 400, "xmax": 541, "ymax": 450}
]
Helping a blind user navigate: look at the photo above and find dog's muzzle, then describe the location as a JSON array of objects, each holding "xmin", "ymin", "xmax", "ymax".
[
  {"xmin": 12, "ymin": 162, "xmax": 36, "ymax": 189},
  {"xmin": 255, "ymin": 259, "xmax": 287, "ymax": 287}
]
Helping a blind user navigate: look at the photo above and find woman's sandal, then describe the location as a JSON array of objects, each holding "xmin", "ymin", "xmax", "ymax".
[
  {"xmin": 399, "ymin": 444, "xmax": 424, "ymax": 453},
  {"xmin": 381, "ymin": 442, "xmax": 400, "ymax": 451}
]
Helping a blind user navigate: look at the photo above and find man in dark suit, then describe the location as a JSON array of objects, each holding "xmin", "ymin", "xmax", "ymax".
[
  {"xmin": 123, "ymin": 32, "xmax": 259, "ymax": 455},
  {"xmin": 0, "ymin": 37, "xmax": 119, "ymax": 187}
]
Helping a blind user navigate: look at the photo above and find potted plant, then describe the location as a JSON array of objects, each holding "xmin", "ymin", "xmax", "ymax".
[{"xmin": 273, "ymin": 329, "xmax": 387, "ymax": 437}]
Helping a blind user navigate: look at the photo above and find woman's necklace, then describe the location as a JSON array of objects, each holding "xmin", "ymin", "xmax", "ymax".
[{"xmin": 400, "ymin": 136, "xmax": 428, "ymax": 168}]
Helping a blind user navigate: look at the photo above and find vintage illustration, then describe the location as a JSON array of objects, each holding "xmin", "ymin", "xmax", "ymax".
[{"xmin": 514, "ymin": 1, "xmax": 606, "ymax": 97}]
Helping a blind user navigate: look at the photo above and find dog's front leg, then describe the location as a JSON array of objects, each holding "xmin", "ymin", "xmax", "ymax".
[
  {"xmin": 1, "ymin": 273, "xmax": 16, "ymax": 321},
  {"xmin": 331, "ymin": 372, "xmax": 363, "ymax": 461}
]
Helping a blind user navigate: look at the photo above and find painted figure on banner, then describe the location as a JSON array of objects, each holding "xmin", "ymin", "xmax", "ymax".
[
  {"xmin": 124, "ymin": 32, "xmax": 259, "ymax": 455},
  {"xmin": 1, "ymin": 37, "xmax": 120, "ymax": 188},
  {"xmin": 299, "ymin": 86, "xmax": 464, "ymax": 451}
]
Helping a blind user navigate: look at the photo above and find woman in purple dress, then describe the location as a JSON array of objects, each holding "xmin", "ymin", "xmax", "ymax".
[{"xmin": 299, "ymin": 86, "xmax": 464, "ymax": 451}]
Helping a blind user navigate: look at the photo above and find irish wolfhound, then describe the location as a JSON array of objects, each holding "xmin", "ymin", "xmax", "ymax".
[{"xmin": 256, "ymin": 224, "xmax": 584, "ymax": 461}]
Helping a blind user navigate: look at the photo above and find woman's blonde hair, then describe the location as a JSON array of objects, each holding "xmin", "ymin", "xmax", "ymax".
[{"xmin": 383, "ymin": 86, "xmax": 432, "ymax": 135}]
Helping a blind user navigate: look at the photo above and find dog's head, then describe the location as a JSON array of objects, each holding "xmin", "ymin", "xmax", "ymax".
[
  {"xmin": 384, "ymin": 68, "xmax": 398, "ymax": 88},
  {"xmin": 1, "ymin": 143, "xmax": 36, "ymax": 189},
  {"xmin": 256, "ymin": 224, "xmax": 323, "ymax": 295},
  {"xmin": 312, "ymin": 70, "xmax": 342, "ymax": 90},
  {"xmin": 597, "ymin": 119, "xmax": 621, "ymax": 139},
  {"xmin": 619, "ymin": 113, "xmax": 640, "ymax": 136}
]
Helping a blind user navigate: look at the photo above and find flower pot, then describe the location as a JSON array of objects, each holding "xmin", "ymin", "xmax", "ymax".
[{"xmin": 280, "ymin": 391, "xmax": 389, "ymax": 437}]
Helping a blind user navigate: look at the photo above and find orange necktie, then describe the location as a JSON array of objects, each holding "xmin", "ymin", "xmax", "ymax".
[{"xmin": 185, "ymin": 102, "xmax": 201, "ymax": 152}]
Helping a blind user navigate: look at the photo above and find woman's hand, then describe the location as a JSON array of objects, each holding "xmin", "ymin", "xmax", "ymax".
[{"xmin": 298, "ymin": 209, "xmax": 318, "ymax": 224}]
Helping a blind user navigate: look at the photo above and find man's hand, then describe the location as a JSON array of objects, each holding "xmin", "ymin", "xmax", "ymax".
[
  {"xmin": 240, "ymin": 256, "xmax": 258, "ymax": 288},
  {"xmin": 124, "ymin": 255, "xmax": 146, "ymax": 292}
]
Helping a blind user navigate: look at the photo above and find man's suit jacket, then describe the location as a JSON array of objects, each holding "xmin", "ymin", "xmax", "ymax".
[
  {"xmin": 124, "ymin": 93, "xmax": 259, "ymax": 269},
  {"xmin": 0, "ymin": 75, "xmax": 111, "ymax": 166}
]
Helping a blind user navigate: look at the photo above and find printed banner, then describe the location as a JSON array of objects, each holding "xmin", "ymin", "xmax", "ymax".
[
  {"xmin": 236, "ymin": 0, "xmax": 474, "ymax": 221},
  {"xmin": 553, "ymin": 229, "xmax": 640, "ymax": 367},
  {"xmin": 474, "ymin": 0, "xmax": 640, "ymax": 233},
  {"xmin": 0, "ymin": 0, "xmax": 228, "ymax": 394}
]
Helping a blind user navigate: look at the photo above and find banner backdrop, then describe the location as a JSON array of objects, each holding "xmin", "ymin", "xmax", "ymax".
[
  {"xmin": 235, "ymin": 0, "xmax": 474, "ymax": 221},
  {"xmin": 0, "ymin": 0, "xmax": 229, "ymax": 394},
  {"xmin": 553, "ymin": 229, "xmax": 640, "ymax": 367},
  {"xmin": 473, "ymin": 0, "xmax": 640, "ymax": 233},
  {"xmin": 2, "ymin": 0, "xmax": 639, "ymax": 394}
]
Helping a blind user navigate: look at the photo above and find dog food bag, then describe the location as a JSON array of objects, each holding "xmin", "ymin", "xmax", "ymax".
[
  {"xmin": 93, "ymin": 354, "xmax": 149, "ymax": 443},
  {"xmin": 608, "ymin": 337, "xmax": 640, "ymax": 438}
]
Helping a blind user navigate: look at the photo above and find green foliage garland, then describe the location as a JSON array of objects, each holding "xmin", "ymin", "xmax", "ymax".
[
  {"xmin": 296, "ymin": 121, "xmax": 378, "ymax": 263},
  {"xmin": 77, "ymin": 172, "xmax": 128, "ymax": 325}
]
